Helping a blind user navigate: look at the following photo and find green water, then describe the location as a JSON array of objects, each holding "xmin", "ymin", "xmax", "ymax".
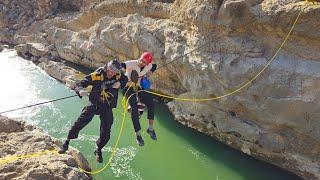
[{"xmin": 0, "ymin": 50, "xmax": 301, "ymax": 180}]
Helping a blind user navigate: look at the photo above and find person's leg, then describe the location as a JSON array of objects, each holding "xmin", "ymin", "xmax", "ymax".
[
  {"xmin": 59, "ymin": 104, "xmax": 95, "ymax": 153},
  {"xmin": 126, "ymin": 88, "xmax": 141, "ymax": 132},
  {"xmin": 95, "ymin": 107, "xmax": 114, "ymax": 163},
  {"xmin": 130, "ymin": 97, "xmax": 142, "ymax": 133},
  {"xmin": 140, "ymin": 91, "xmax": 157, "ymax": 140},
  {"xmin": 123, "ymin": 87, "xmax": 144, "ymax": 146}
]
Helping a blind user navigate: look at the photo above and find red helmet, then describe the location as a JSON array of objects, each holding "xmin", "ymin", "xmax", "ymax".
[{"xmin": 140, "ymin": 52, "xmax": 153, "ymax": 64}]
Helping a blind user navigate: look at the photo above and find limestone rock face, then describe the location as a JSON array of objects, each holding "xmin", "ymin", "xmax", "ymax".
[
  {"xmin": 15, "ymin": 43, "xmax": 49, "ymax": 59},
  {"xmin": 2, "ymin": 0, "xmax": 320, "ymax": 179},
  {"xmin": 0, "ymin": 0, "xmax": 84, "ymax": 43},
  {"xmin": 0, "ymin": 115, "xmax": 91, "ymax": 180},
  {"xmin": 38, "ymin": 60, "xmax": 86, "ymax": 88}
]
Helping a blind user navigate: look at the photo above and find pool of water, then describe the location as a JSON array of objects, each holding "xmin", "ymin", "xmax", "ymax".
[{"xmin": 0, "ymin": 49, "xmax": 301, "ymax": 180}]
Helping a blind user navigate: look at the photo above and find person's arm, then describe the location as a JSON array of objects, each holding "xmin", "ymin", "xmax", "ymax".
[
  {"xmin": 74, "ymin": 74, "xmax": 93, "ymax": 97},
  {"xmin": 139, "ymin": 63, "xmax": 152, "ymax": 77},
  {"xmin": 76, "ymin": 75, "xmax": 92, "ymax": 89},
  {"xmin": 142, "ymin": 63, "xmax": 157, "ymax": 78},
  {"xmin": 75, "ymin": 70, "xmax": 104, "ymax": 97},
  {"xmin": 107, "ymin": 73, "xmax": 128, "ymax": 108},
  {"xmin": 108, "ymin": 87, "xmax": 119, "ymax": 108},
  {"xmin": 118, "ymin": 72, "xmax": 128, "ymax": 89}
]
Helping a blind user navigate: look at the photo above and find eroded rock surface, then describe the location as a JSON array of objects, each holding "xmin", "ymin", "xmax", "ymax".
[
  {"xmin": 1, "ymin": 0, "xmax": 320, "ymax": 179},
  {"xmin": 0, "ymin": 115, "xmax": 91, "ymax": 180}
]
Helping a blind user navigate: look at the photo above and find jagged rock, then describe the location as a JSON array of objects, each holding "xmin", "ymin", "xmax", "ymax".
[
  {"xmin": 0, "ymin": 115, "xmax": 91, "ymax": 180},
  {"xmin": 15, "ymin": 43, "xmax": 49, "ymax": 60},
  {"xmin": 2, "ymin": 0, "xmax": 320, "ymax": 179}
]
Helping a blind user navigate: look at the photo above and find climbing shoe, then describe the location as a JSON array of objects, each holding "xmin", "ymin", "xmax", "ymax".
[
  {"xmin": 146, "ymin": 128, "xmax": 157, "ymax": 140},
  {"xmin": 58, "ymin": 141, "xmax": 69, "ymax": 154},
  {"xmin": 94, "ymin": 150, "xmax": 103, "ymax": 163},
  {"xmin": 136, "ymin": 135, "xmax": 145, "ymax": 146}
]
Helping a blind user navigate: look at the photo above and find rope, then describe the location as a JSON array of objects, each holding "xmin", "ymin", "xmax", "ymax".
[
  {"xmin": 0, "ymin": 5, "xmax": 302, "ymax": 176},
  {"xmin": 0, "ymin": 95, "xmax": 78, "ymax": 114},
  {"xmin": 77, "ymin": 6, "xmax": 302, "ymax": 175},
  {"xmin": 145, "ymin": 10, "xmax": 302, "ymax": 102},
  {"xmin": 78, "ymin": 84, "xmax": 134, "ymax": 174},
  {"xmin": 156, "ymin": 39, "xmax": 215, "ymax": 70},
  {"xmin": 0, "ymin": 150, "xmax": 59, "ymax": 166}
]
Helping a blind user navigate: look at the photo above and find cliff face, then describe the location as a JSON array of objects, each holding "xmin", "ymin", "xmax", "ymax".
[
  {"xmin": 1, "ymin": 0, "xmax": 319, "ymax": 179},
  {"xmin": 0, "ymin": 115, "xmax": 91, "ymax": 179}
]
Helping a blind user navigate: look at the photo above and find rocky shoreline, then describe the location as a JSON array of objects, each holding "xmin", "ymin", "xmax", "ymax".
[
  {"xmin": 0, "ymin": 115, "xmax": 91, "ymax": 179},
  {"xmin": 1, "ymin": 0, "xmax": 319, "ymax": 179}
]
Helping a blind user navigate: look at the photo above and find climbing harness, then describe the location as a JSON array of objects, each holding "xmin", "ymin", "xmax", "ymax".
[
  {"xmin": 78, "ymin": 84, "xmax": 134, "ymax": 174},
  {"xmin": 79, "ymin": 7, "xmax": 304, "ymax": 174},
  {"xmin": 0, "ymin": 5, "xmax": 303, "ymax": 176},
  {"xmin": 100, "ymin": 90, "xmax": 113, "ymax": 103}
]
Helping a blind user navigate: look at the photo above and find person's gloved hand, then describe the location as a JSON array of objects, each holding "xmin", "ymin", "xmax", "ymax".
[
  {"xmin": 79, "ymin": 90, "xmax": 88, "ymax": 97},
  {"xmin": 75, "ymin": 89, "xmax": 88, "ymax": 98}
]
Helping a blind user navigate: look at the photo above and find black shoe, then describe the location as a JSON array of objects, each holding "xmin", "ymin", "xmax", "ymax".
[
  {"xmin": 94, "ymin": 150, "xmax": 103, "ymax": 163},
  {"xmin": 58, "ymin": 142, "xmax": 69, "ymax": 154},
  {"xmin": 147, "ymin": 128, "xmax": 157, "ymax": 140},
  {"xmin": 136, "ymin": 135, "xmax": 145, "ymax": 146}
]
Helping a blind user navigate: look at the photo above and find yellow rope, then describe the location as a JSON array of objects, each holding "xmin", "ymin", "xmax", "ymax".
[
  {"xmin": 78, "ymin": 84, "xmax": 134, "ymax": 174},
  {"xmin": 143, "ymin": 10, "xmax": 302, "ymax": 102},
  {"xmin": 79, "ymin": 7, "xmax": 302, "ymax": 175},
  {"xmin": 79, "ymin": 91, "xmax": 135, "ymax": 174},
  {"xmin": 0, "ymin": 6, "xmax": 303, "ymax": 175},
  {"xmin": 0, "ymin": 150, "xmax": 59, "ymax": 166}
]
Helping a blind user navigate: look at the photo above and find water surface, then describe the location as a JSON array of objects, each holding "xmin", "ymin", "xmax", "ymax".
[{"xmin": 0, "ymin": 49, "xmax": 300, "ymax": 180}]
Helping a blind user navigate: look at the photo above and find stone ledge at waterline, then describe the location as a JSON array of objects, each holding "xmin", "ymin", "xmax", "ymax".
[
  {"xmin": 3, "ymin": 0, "xmax": 320, "ymax": 179},
  {"xmin": 0, "ymin": 115, "xmax": 92, "ymax": 180}
]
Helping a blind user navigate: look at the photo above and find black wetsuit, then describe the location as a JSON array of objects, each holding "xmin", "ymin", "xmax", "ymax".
[{"xmin": 66, "ymin": 68, "xmax": 127, "ymax": 150}]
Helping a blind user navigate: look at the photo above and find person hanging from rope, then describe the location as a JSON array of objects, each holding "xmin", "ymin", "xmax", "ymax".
[
  {"xmin": 58, "ymin": 60, "xmax": 128, "ymax": 163},
  {"xmin": 121, "ymin": 52, "xmax": 157, "ymax": 146}
]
